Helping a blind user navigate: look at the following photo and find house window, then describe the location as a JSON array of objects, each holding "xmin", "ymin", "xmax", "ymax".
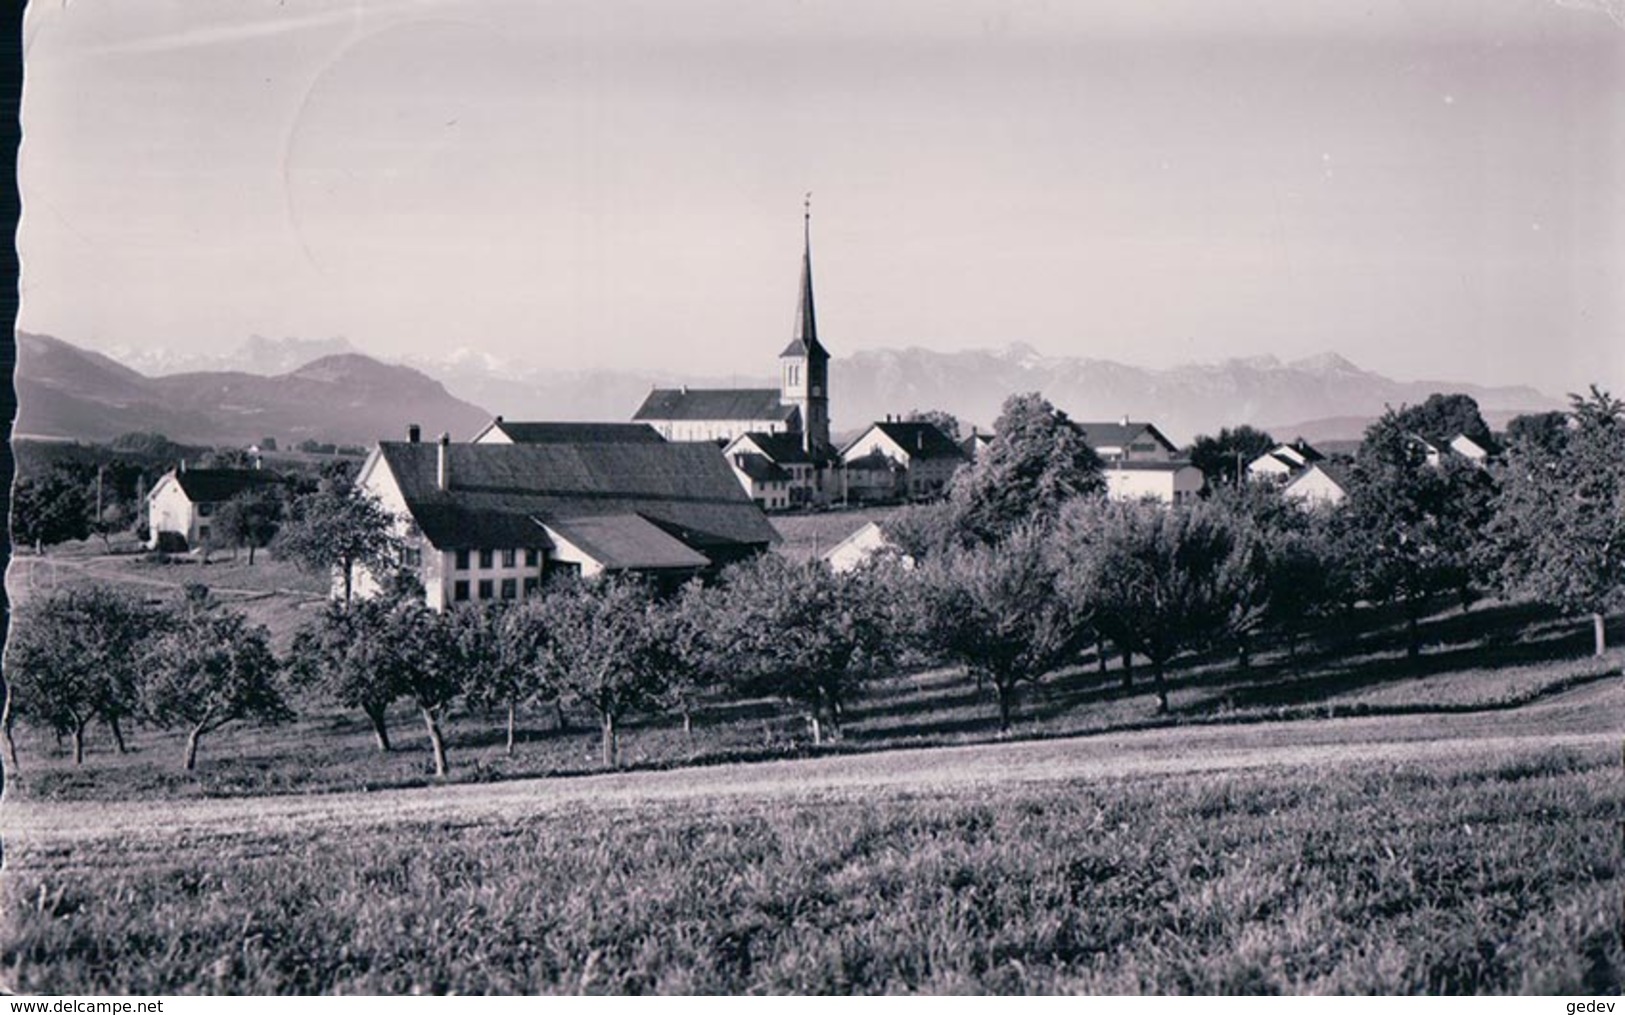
[
  {"xmin": 198, "ymin": 525, "xmax": 211, "ymax": 541},
  {"xmin": 477, "ymin": 579, "xmax": 494, "ymax": 600},
  {"xmin": 501, "ymin": 549, "xmax": 516, "ymax": 568},
  {"xmin": 198, "ymin": 502, "xmax": 215, "ymax": 517},
  {"xmin": 524, "ymin": 548, "xmax": 540, "ymax": 567},
  {"xmin": 455, "ymin": 550, "xmax": 470, "ymax": 570},
  {"xmin": 453, "ymin": 581, "xmax": 470, "ymax": 602},
  {"xmin": 478, "ymin": 549, "xmax": 494, "ymax": 569},
  {"xmin": 500, "ymin": 578, "xmax": 517, "ymax": 600},
  {"xmin": 402, "ymin": 546, "xmax": 422, "ymax": 568},
  {"xmin": 522, "ymin": 577, "xmax": 540, "ymax": 597}
]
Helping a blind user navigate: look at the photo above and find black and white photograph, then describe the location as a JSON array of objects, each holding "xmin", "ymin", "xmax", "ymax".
[{"xmin": 3, "ymin": 0, "xmax": 1624, "ymax": 996}]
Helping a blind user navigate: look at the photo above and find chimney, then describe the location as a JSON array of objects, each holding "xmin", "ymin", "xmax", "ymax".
[
  {"xmin": 1120, "ymin": 414, "xmax": 1130, "ymax": 427},
  {"xmin": 180, "ymin": 459, "xmax": 186, "ymax": 474},
  {"xmin": 437, "ymin": 433, "xmax": 451, "ymax": 490},
  {"xmin": 407, "ymin": 424, "xmax": 421, "ymax": 444}
]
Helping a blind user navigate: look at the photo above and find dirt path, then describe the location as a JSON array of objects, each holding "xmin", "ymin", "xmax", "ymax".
[{"xmin": 6, "ymin": 679, "xmax": 1618, "ymax": 852}]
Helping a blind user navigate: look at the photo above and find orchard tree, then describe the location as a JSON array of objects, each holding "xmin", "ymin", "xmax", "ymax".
[
  {"xmin": 3, "ymin": 586, "xmax": 158, "ymax": 764},
  {"xmin": 11, "ymin": 468, "xmax": 91, "ymax": 553},
  {"xmin": 1053, "ymin": 499, "xmax": 1238, "ymax": 714},
  {"xmin": 653, "ymin": 580, "xmax": 725, "ymax": 741},
  {"xmin": 211, "ymin": 486, "xmax": 284, "ymax": 564},
  {"xmin": 945, "ymin": 392, "xmax": 1105, "ymax": 545},
  {"xmin": 288, "ymin": 598, "xmax": 403, "ymax": 751},
  {"xmin": 1346, "ymin": 411, "xmax": 1496, "ymax": 657},
  {"xmin": 915, "ymin": 522, "xmax": 1083, "ymax": 731},
  {"xmin": 389, "ymin": 603, "xmax": 465, "ymax": 777},
  {"xmin": 1187, "ymin": 426, "xmax": 1277, "ymax": 489},
  {"xmin": 1494, "ymin": 386, "xmax": 1625, "ymax": 656},
  {"xmin": 275, "ymin": 486, "xmax": 399, "ymax": 602},
  {"xmin": 711, "ymin": 555, "xmax": 897, "ymax": 745},
  {"xmin": 542, "ymin": 577, "xmax": 668, "ymax": 767},
  {"xmin": 1382, "ymin": 392, "xmax": 1495, "ymax": 450},
  {"xmin": 1503, "ymin": 411, "xmax": 1569, "ymax": 457},
  {"xmin": 141, "ymin": 607, "xmax": 290, "ymax": 771},
  {"xmin": 454, "ymin": 601, "xmax": 559, "ymax": 756}
]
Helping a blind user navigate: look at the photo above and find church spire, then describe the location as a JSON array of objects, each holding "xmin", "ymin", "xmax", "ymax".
[{"xmin": 783, "ymin": 193, "xmax": 825, "ymax": 359}]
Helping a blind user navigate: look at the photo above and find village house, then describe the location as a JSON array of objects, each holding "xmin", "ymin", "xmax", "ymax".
[
  {"xmin": 721, "ymin": 430, "xmax": 832, "ymax": 509},
  {"xmin": 1074, "ymin": 417, "xmax": 1204, "ymax": 505},
  {"xmin": 960, "ymin": 428, "xmax": 994, "ymax": 462},
  {"xmin": 146, "ymin": 465, "xmax": 283, "ymax": 550},
  {"xmin": 838, "ymin": 419, "xmax": 967, "ymax": 503},
  {"xmin": 1283, "ymin": 461, "xmax": 1351, "ymax": 508},
  {"xmin": 352, "ymin": 430, "xmax": 779, "ymax": 609},
  {"xmin": 1247, "ymin": 439, "xmax": 1326, "ymax": 482},
  {"xmin": 824, "ymin": 520, "xmax": 912, "ymax": 574},
  {"xmin": 634, "ymin": 203, "xmax": 836, "ymax": 503}
]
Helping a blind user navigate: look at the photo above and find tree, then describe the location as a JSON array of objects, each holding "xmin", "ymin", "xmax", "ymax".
[
  {"xmin": 1372, "ymin": 392, "xmax": 1494, "ymax": 452},
  {"xmin": 1053, "ymin": 499, "xmax": 1238, "ymax": 714},
  {"xmin": 389, "ymin": 603, "xmax": 465, "ymax": 777},
  {"xmin": 1493, "ymin": 386, "xmax": 1625, "ymax": 656},
  {"xmin": 914, "ymin": 522, "xmax": 1083, "ymax": 731},
  {"xmin": 1186, "ymin": 425, "xmax": 1277, "ymax": 489},
  {"xmin": 905, "ymin": 409, "xmax": 963, "ymax": 442},
  {"xmin": 3, "ymin": 587, "xmax": 158, "ymax": 764},
  {"xmin": 453, "ymin": 601, "xmax": 558, "ymax": 757},
  {"xmin": 541, "ymin": 577, "xmax": 669, "ymax": 767},
  {"xmin": 11, "ymin": 468, "xmax": 91, "ymax": 553},
  {"xmin": 210, "ymin": 486, "xmax": 284, "ymax": 564},
  {"xmin": 1503, "ymin": 411, "xmax": 1569, "ymax": 457},
  {"xmin": 1345, "ymin": 410, "xmax": 1496, "ymax": 657},
  {"xmin": 944, "ymin": 392, "xmax": 1104, "ymax": 545},
  {"xmin": 274, "ymin": 486, "xmax": 399, "ymax": 603},
  {"xmin": 288, "ymin": 598, "xmax": 403, "ymax": 751},
  {"xmin": 653, "ymin": 580, "xmax": 724, "ymax": 741},
  {"xmin": 141, "ymin": 606, "xmax": 290, "ymax": 771},
  {"xmin": 710, "ymin": 555, "xmax": 897, "ymax": 744}
]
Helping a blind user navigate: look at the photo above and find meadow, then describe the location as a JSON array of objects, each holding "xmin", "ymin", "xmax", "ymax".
[{"xmin": 2, "ymin": 745, "xmax": 1618, "ymax": 993}]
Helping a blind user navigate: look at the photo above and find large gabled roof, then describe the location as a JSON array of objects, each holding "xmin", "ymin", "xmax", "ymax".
[
  {"xmin": 729, "ymin": 430, "xmax": 840, "ymax": 466},
  {"xmin": 1072, "ymin": 420, "xmax": 1179, "ymax": 453},
  {"xmin": 374, "ymin": 441, "xmax": 779, "ymax": 555},
  {"xmin": 475, "ymin": 419, "xmax": 665, "ymax": 444},
  {"xmin": 163, "ymin": 468, "xmax": 283, "ymax": 503},
  {"xmin": 633, "ymin": 388, "xmax": 798, "ymax": 424},
  {"xmin": 543, "ymin": 514, "xmax": 711, "ymax": 571}
]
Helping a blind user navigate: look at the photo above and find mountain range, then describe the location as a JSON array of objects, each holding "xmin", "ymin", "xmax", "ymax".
[
  {"xmin": 13, "ymin": 332, "xmax": 491, "ymax": 447},
  {"xmin": 13, "ymin": 332, "xmax": 1559, "ymax": 449}
]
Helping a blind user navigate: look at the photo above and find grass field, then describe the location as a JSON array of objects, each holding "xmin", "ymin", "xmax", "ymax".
[{"xmin": 2, "ymin": 744, "xmax": 1618, "ymax": 993}]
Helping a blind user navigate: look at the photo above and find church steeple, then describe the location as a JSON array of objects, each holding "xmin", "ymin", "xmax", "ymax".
[{"xmin": 779, "ymin": 194, "xmax": 831, "ymax": 453}]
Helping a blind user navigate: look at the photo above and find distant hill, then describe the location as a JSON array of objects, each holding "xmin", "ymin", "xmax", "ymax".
[
  {"xmin": 410, "ymin": 342, "xmax": 1558, "ymax": 446},
  {"xmin": 14, "ymin": 332, "xmax": 493, "ymax": 447}
]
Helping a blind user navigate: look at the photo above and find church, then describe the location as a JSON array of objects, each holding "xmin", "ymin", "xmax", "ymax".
[{"xmin": 633, "ymin": 203, "xmax": 839, "ymax": 506}]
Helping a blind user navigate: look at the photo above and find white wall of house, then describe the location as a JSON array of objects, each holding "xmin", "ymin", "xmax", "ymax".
[
  {"xmin": 1104, "ymin": 465, "xmax": 1204, "ymax": 505},
  {"xmin": 1284, "ymin": 466, "xmax": 1347, "ymax": 507},
  {"xmin": 727, "ymin": 464, "xmax": 790, "ymax": 510},
  {"xmin": 825, "ymin": 521, "xmax": 910, "ymax": 574},
  {"xmin": 654, "ymin": 418, "xmax": 791, "ymax": 443},
  {"xmin": 146, "ymin": 474, "xmax": 198, "ymax": 546}
]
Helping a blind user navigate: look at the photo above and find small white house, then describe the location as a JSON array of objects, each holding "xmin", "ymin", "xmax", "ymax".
[
  {"xmin": 1283, "ymin": 463, "xmax": 1350, "ymax": 508},
  {"xmin": 1073, "ymin": 418, "xmax": 1180, "ymax": 463},
  {"xmin": 824, "ymin": 520, "xmax": 911, "ymax": 574},
  {"xmin": 1102, "ymin": 461, "xmax": 1205, "ymax": 505},
  {"xmin": 146, "ymin": 467, "xmax": 282, "ymax": 550},
  {"xmin": 727, "ymin": 452, "xmax": 792, "ymax": 511},
  {"xmin": 1247, "ymin": 439, "xmax": 1325, "ymax": 482}
]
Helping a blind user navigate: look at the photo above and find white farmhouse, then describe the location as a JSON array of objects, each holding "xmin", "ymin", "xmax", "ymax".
[
  {"xmin": 1073, "ymin": 417, "xmax": 1203, "ymax": 505},
  {"xmin": 353, "ymin": 431, "xmax": 779, "ymax": 609},
  {"xmin": 146, "ymin": 466, "xmax": 283, "ymax": 550}
]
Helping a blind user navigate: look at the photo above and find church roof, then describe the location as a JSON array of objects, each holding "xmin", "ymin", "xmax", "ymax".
[
  {"xmin": 476, "ymin": 419, "xmax": 665, "ymax": 444},
  {"xmin": 633, "ymin": 388, "xmax": 797, "ymax": 424}
]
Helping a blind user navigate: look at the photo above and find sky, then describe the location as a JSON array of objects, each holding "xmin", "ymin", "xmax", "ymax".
[{"xmin": 18, "ymin": 0, "xmax": 1625, "ymax": 395}]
